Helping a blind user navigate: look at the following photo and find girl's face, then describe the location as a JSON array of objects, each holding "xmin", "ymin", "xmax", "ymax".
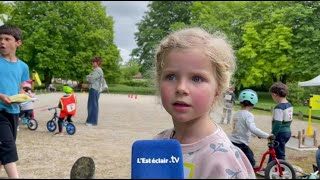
[
  {"xmin": 0, "ymin": 34, "xmax": 21, "ymax": 57},
  {"xmin": 160, "ymin": 49, "xmax": 218, "ymax": 123}
]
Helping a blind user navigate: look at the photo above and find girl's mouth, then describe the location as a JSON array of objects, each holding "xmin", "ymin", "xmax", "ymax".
[{"xmin": 173, "ymin": 102, "xmax": 190, "ymax": 111}]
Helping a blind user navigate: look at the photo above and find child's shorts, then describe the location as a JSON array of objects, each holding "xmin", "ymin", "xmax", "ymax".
[{"xmin": 0, "ymin": 111, "xmax": 19, "ymax": 165}]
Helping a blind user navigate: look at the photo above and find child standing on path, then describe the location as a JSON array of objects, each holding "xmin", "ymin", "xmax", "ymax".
[
  {"xmin": 220, "ymin": 86, "xmax": 236, "ymax": 124},
  {"xmin": 269, "ymin": 82, "xmax": 293, "ymax": 161},
  {"xmin": 54, "ymin": 85, "xmax": 76, "ymax": 136},
  {"xmin": 152, "ymin": 27, "xmax": 255, "ymax": 178},
  {"xmin": 18, "ymin": 81, "xmax": 36, "ymax": 131},
  {"xmin": 0, "ymin": 24, "xmax": 30, "ymax": 178},
  {"xmin": 229, "ymin": 89, "xmax": 271, "ymax": 168}
]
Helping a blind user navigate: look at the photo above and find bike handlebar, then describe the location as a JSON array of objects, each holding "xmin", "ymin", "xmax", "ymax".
[
  {"xmin": 267, "ymin": 134, "xmax": 279, "ymax": 149},
  {"xmin": 48, "ymin": 107, "xmax": 59, "ymax": 111},
  {"xmin": 268, "ymin": 134, "xmax": 276, "ymax": 141}
]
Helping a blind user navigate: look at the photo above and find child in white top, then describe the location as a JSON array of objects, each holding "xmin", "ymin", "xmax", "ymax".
[
  {"xmin": 152, "ymin": 27, "xmax": 255, "ymax": 178},
  {"xmin": 18, "ymin": 81, "xmax": 35, "ymax": 131},
  {"xmin": 229, "ymin": 89, "xmax": 271, "ymax": 168}
]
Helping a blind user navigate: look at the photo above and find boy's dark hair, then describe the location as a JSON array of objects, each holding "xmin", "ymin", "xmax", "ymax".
[
  {"xmin": 269, "ymin": 82, "xmax": 289, "ymax": 97},
  {"xmin": 91, "ymin": 57, "xmax": 102, "ymax": 66},
  {"xmin": 240, "ymin": 100, "xmax": 254, "ymax": 107},
  {"xmin": 0, "ymin": 24, "xmax": 22, "ymax": 41}
]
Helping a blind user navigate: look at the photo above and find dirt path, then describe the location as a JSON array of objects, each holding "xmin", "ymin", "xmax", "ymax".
[{"xmin": 1, "ymin": 93, "xmax": 318, "ymax": 178}]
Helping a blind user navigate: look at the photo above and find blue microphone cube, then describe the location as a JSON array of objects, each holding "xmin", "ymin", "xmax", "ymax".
[{"xmin": 131, "ymin": 139, "xmax": 184, "ymax": 179}]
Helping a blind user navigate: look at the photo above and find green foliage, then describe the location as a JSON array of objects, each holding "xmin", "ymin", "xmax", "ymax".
[
  {"xmin": 108, "ymin": 84, "xmax": 155, "ymax": 95},
  {"xmin": 120, "ymin": 80, "xmax": 150, "ymax": 87},
  {"xmin": 0, "ymin": 2, "xmax": 13, "ymax": 21},
  {"xmin": 120, "ymin": 61, "xmax": 140, "ymax": 81},
  {"xmin": 6, "ymin": 1, "xmax": 121, "ymax": 86},
  {"xmin": 132, "ymin": 1, "xmax": 193, "ymax": 77},
  {"xmin": 187, "ymin": 1, "xmax": 320, "ymax": 89},
  {"xmin": 286, "ymin": 82, "xmax": 307, "ymax": 106}
]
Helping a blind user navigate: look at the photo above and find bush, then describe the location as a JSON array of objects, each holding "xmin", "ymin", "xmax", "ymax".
[
  {"xmin": 287, "ymin": 82, "xmax": 320, "ymax": 106},
  {"xmin": 107, "ymin": 84, "xmax": 155, "ymax": 95},
  {"xmin": 287, "ymin": 82, "xmax": 307, "ymax": 106},
  {"xmin": 120, "ymin": 80, "xmax": 152, "ymax": 87}
]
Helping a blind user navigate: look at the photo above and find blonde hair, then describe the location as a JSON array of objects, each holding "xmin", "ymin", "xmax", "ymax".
[{"xmin": 154, "ymin": 27, "xmax": 236, "ymax": 110}]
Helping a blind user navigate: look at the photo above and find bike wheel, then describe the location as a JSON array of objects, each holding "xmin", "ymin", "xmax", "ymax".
[
  {"xmin": 66, "ymin": 123, "xmax": 76, "ymax": 135},
  {"xmin": 47, "ymin": 120, "xmax": 57, "ymax": 132},
  {"xmin": 265, "ymin": 159, "xmax": 296, "ymax": 179},
  {"xmin": 27, "ymin": 119, "xmax": 38, "ymax": 130}
]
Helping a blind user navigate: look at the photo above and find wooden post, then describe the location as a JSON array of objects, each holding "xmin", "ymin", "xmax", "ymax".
[
  {"xmin": 302, "ymin": 129, "xmax": 305, "ymax": 145},
  {"xmin": 298, "ymin": 131, "xmax": 302, "ymax": 148},
  {"xmin": 314, "ymin": 131, "xmax": 318, "ymax": 147},
  {"xmin": 298, "ymin": 111, "xmax": 304, "ymax": 120}
]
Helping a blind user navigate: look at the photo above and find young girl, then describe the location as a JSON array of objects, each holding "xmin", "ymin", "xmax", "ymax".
[{"xmin": 153, "ymin": 27, "xmax": 255, "ymax": 178}]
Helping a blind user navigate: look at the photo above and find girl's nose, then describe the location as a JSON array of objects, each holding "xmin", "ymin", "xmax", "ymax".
[{"xmin": 176, "ymin": 80, "xmax": 189, "ymax": 95}]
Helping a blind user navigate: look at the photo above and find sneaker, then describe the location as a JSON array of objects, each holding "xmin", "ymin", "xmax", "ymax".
[
  {"xmin": 86, "ymin": 123, "xmax": 93, "ymax": 126},
  {"xmin": 70, "ymin": 156, "xmax": 95, "ymax": 179},
  {"xmin": 53, "ymin": 132, "xmax": 64, "ymax": 137}
]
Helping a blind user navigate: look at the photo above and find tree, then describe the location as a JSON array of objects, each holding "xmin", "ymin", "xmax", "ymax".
[
  {"xmin": 132, "ymin": 1, "xmax": 192, "ymax": 77},
  {"xmin": 120, "ymin": 60, "xmax": 141, "ymax": 81},
  {"xmin": 6, "ymin": 1, "xmax": 121, "ymax": 86},
  {"xmin": 0, "ymin": 1, "xmax": 13, "ymax": 21},
  {"xmin": 189, "ymin": 1, "xmax": 318, "ymax": 89},
  {"xmin": 238, "ymin": 2, "xmax": 318, "ymax": 87},
  {"xmin": 288, "ymin": 2, "xmax": 320, "ymax": 81}
]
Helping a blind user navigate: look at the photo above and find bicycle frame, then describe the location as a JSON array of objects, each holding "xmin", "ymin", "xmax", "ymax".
[
  {"xmin": 21, "ymin": 116, "xmax": 30, "ymax": 125},
  {"xmin": 254, "ymin": 138, "xmax": 284, "ymax": 177},
  {"xmin": 19, "ymin": 111, "xmax": 34, "ymax": 125},
  {"xmin": 48, "ymin": 107, "xmax": 71, "ymax": 127},
  {"xmin": 48, "ymin": 107, "xmax": 59, "ymax": 120},
  {"xmin": 47, "ymin": 106, "xmax": 76, "ymax": 135}
]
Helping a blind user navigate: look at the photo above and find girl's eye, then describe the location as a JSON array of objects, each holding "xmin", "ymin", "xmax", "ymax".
[
  {"xmin": 192, "ymin": 76, "xmax": 205, "ymax": 83},
  {"xmin": 165, "ymin": 74, "xmax": 176, "ymax": 81}
]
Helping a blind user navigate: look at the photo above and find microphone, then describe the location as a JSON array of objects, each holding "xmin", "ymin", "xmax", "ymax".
[{"xmin": 131, "ymin": 139, "xmax": 184, "ymax": 179}]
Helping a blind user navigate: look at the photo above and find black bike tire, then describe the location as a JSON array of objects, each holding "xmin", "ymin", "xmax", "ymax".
[
  {"xmin": 66, "ymin": 123, "xmax": 76, "ymax": 135},
  {"xmin": 28, "ymin": 119, "xmax": 38, "ymax": 130},
  {"xmin": 265, "ymin": 159, "xmax": 296, "ymax": 179},
  {"xmin": 47, "ymin": 120, "xmax": 57, "ymax": 132}
]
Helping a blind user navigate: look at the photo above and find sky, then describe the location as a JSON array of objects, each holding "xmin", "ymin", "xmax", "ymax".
[
  {"xmin": 102, "ymin": 1, "xmax": 149, "ymax": 64},
  {"xmin": 1, "ymin": 1, "xmax": 149, "ymax": 64}
]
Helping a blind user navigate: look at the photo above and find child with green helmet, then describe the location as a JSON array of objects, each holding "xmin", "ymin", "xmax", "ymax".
[
  {"xmin": 54, "ymin": 85, "xmax": 77, "ymax": 136},
  {"xmin": 229, "ymin": 89, "xmax": 272, "ymax": 168}
]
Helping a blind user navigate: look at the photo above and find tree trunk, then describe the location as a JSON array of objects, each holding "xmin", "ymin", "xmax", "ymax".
[
  {"xmin": 280, "ymin": 75, "xmax": 287, "ymax": 84},
  {"xmin": 44, "ymin": 71, "xmax": 52, "ymax": 88}
]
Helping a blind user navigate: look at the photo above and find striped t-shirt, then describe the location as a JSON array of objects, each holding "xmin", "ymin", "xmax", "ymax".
[{"xmin": 271, "ymin": 102, "xmax": 293, "ymax": 136}]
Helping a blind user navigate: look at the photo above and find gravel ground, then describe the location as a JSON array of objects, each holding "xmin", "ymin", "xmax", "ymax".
[{"xmin": 0, "ymin": 93, "xmax": 318, "ymax": 178}]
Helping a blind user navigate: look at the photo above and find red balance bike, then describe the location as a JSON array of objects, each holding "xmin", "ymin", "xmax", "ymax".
[{"xmin": 254, "ymin": 135, "xmax": 296, "ymax": 179}]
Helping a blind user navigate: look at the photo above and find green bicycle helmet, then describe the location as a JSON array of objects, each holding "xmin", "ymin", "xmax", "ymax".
[
  {"xmin": 63, "ymin": 85, "xmax": 73, "ymax": 94},
  {"xmin": 239, "ymin": 89, "xmax": 258, "ymax": 105}
]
